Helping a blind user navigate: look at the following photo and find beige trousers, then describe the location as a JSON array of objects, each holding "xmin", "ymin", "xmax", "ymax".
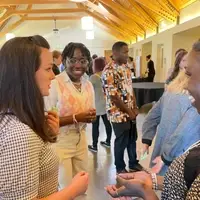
[{"xmin": 53, "ymin": 128, "xmax": 88, "ymax": 189}]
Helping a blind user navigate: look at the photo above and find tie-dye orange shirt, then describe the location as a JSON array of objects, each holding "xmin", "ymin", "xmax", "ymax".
[
  {"xmin": 44, "ymin": 72, "xmax": 95, "ymax": 131},
  {"xmin": 102, "ymin": 62, "xmax": 137, "ymax": 123}
]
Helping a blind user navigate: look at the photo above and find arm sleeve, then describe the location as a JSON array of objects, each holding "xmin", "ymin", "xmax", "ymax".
[
  {"xmin": 89, "ymin": 75, "xmax": 96, "ymax": 88},
  {"xmin": 0, "ymin": 125, "xmax": 41, "ymax": 200},
  {"xmin": 44, "ymin": 79, "xmax": 59, "ymax": 111},
  {"xmin": 161, "ymin": 107, "xmax": 200, "ymax": 165},
  {"xmin": 142, "ymin": 98, "xmax": 162, "ymax": 146}
]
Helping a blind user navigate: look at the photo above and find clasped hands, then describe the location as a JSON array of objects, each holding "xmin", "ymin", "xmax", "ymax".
[{"xmin": 105, "ymin": 171, "xmax": 153, "ymax": 200}]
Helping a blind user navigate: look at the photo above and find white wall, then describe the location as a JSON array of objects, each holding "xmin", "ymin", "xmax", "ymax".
[
  {"xmin": 0, "ymin": 20, "xmax": 117, "ymax": 56},
  {"xmin": 46, "ymin": 25, "xmax": 117, "ymax": 56},
  {"xmin": 131, "ymin": 1, "xmax": 200, "ymax": 82}
]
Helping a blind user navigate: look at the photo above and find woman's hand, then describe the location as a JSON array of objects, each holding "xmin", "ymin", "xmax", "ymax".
[
  {"xmin": 151, "ymin": 156, "xmax": 164, "ymax": 174},
  {"xmin": 76, "ymin": 109, "xmax": 96, "ymax": 123},
  {"xmin": 46, "ymin": 111, "xmax": 59, "ymax": 135},
  {"xmin": 142, "ymin": 143, "xmax": 150, "ymax": 155},
  {"xmin": 106, "ymin": 172, "xmax": 153, "ymax": 199},
  {"xmin": 106, "ymin": 177, "xmax": 148, "ymax": 199},
  {"xmin": 69, "ymin": 171, "xmax": 89, "ymax": 198}
]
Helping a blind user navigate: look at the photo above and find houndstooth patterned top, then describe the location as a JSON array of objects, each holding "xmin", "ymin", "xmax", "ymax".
[
  {"xmin": 0, "ymin": 114, "xmax": 59, "ymax": 199},
  {"xmin": 161, "ymin": 141, "xmax": 200, "ymax": 200}
]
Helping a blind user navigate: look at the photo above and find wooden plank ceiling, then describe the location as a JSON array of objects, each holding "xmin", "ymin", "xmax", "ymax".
[{"xmin": 0, "ymin": 0, "xmax": 197, "ymax": 41}]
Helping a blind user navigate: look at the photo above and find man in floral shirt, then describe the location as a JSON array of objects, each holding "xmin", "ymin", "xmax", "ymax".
[{"xmin": 102, "ymin": 41, "xmax": 143, "ymax": 174}]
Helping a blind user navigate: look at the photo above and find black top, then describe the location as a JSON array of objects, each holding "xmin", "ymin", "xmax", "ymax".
[
  {"xmin": 147, "ymin": 60, "xmax": 155, "ymax": 77},
  {"xmin": 52, "ymin": 64, "xmax": 60, "ymax": 75}
]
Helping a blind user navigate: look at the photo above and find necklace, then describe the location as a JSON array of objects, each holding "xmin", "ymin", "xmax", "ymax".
[{"xmin": 72, "ymin": 81, "xmax": 81, "ymax": 92}]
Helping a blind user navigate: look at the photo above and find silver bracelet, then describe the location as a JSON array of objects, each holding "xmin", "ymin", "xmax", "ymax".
[{"xmin": 151, "ymin": 173, "xmax": 158, "ymax": 190}]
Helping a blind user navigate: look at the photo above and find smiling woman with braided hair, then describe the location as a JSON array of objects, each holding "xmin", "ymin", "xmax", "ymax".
[{"xmin": 45, "ymin": 42, "xmax": 96, "ymax": 189}]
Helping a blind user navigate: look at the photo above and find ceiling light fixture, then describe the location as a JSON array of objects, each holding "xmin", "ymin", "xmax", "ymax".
[{"xmin": 81, "ymin": 16, "xmax": 94, "ymax": 30}]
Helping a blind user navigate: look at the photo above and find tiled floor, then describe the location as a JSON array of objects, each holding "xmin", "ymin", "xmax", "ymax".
[{"xmin": 75, "ymin": 112, "xmax": 157, "ymax": 200}]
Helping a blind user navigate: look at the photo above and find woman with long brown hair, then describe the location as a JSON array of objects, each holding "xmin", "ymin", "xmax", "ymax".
[
  {"xmin": 166, "ymin": 50, "xmax": 188, "ymax": 84},
  {"xmin": 0, "ymin": 36, "xmax": 88, "ymax": 199}
]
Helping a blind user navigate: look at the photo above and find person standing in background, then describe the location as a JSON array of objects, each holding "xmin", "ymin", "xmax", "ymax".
[
  {"xmin": 127, "ymin": 57, "xmax": 136, "ymax": 76},
  {"xmin": 166, "ymin": 50, "xmax": 188, "ymax": 85},
  {"xmin": 102, "ymin": 41, "xmax": 143, "ymax": 174},
  {"xmin": 146, "ymin": 55, "xmax": 155, "ymax": 82},
  {"xmin": 88, "ymin": 57, "xmax": 112, "ymax": 153},
  {"xmin": 52, "ymin": 50, "xmax": 65, "ymax": 72},
  {"xmin": 166, "ymin": 48, "xmax": 186, "ymax": 80}
]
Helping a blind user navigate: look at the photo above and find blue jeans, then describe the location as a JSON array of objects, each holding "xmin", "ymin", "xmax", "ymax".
[{"xmin": 112, "ymin": 121, "xmax": 138, "ymax": 172}]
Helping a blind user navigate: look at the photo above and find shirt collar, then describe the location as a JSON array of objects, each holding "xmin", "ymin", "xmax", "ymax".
[{"xmin": 59, "ymin": 71, "xmax": 87, "ymax": 84}]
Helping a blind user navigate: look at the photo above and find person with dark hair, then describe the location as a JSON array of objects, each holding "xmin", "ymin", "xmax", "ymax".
[
  {"xmin": 106, "ymin": 40, "xmax": 200, "ymax": 200},
  {"xmin": 146, "ymin": 55, "xmax": 155, "ymax": 82},
  {"xmin": 128, "ymin": 56, "xmax": 136, "ymax": 77},
  {"xmin": 166, "ymin": 50, "xmax": 188, "ymax": 85},
  {"xmin": 102, "ymin": 41, "xmax": 142, "ymax": 174},
  {"xmin": 0, "ymin": 36, "xmax": 89, "ymax": 199},
  {"xmin": 175, "ymin": 48, "xmax": 186, "ymax": 57},
  {"xmin": 92, "ymin": 54, "xmax": 98, "ymax": 60},
  {"xmin": 45, "ymin": 42, "xmax": 96, "ymax": 188},
  {"xmin": 52, "ymin": 50, "xmax": 62, "ymax": 74},
  {"xmin": 88, "ymin": 57, "xmax": 112, "ymax": 152}
]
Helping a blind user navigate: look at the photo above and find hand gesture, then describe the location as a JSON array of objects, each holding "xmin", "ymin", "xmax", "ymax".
[
  {"xmin": 151, "ymin": 156, "xmax": 164, "ymax": 174},
  {"xmin": 142, "ymin": 143, "xmax": 150, "ymax": 155},
  {"xmin": 46, "ymin": 111, "xmax": 59, "ymax": 135},
  {"xmin": 76, "ymin": 109, "xmax": 96, "ymax": 123},
  {"xmin": 106, "ymin": 176, "xmax": 147, "ymax": 199},
  {"xmin": 70, "ymin": 171, "xmax": 89, "ymax": 197}
]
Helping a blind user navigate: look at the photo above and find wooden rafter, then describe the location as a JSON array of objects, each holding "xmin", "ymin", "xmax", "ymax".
[
  {"xmin": 24, "ymin": 16, "xmax": 81, "ymax": 20},
  {"xmin": 98, "ymin": 0, "xmax": 156, "ymax": 31},
  {"xmin": 157, "ymin": 0, "xmax": 179, "ymax": 15},
  {"xmin": 0, "ymin": 8, "xmax": 85, "ymax": 24},
  {"xmin": 0, "ymin": 0, "xmax": 70, "ymax": 5},
  {"xmin": 85, "ymin": 1, "xmax": 143, "ymax": 36},
  {"xmin": 179, "ymin": 0, "xmax": 198, "ymax": 9},
  {"xmin": 126, "ymin": 0, "xmax": 158, "ymax": 27},
  {"xmin": 0, "ymin": 5, "xmax": 32, "ymax": 38},
  {"xmin": 0, "ymin": 6, "xmax": 16, "ymax": 25},
  {"xmin": 133, "ymin": 0, "xmax": 177, "ymax": 21},
  {"xmin": 85, "ymin": 10, "xmax": 135, "ymax": 40},
  {"xmin": 13, "ymin": 8, "xmax": 85, "ymax": 14}
]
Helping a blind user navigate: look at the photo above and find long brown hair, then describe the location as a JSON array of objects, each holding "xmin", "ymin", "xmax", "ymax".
[
  {"xmin": 0, "ymin": 36, "xmax": 55, "ymax": 143},
  {"xmin": 166, "ymin": 50, "xmax": 188, "ymax": 84},
  {"xmin": 167, "ymin": 70, "xmax": 189, "ymax": 93}
]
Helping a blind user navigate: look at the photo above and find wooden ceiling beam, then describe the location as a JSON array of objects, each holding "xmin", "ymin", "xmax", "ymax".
[
  {"xmin": 85, "ymin": 10, "xmax": 135, "ymax": 40},
  {"xmin": 157, "ymin": 0, "xmax": 179, "ymax": 15},
  {"xmin": 0, "ymin": 6, "xmax": 17, "ymax": 24},
  {"xmin": 98, "ymin": 0, "xmax": 156, "ymax": 31},
  {"xmin": 85, "ymin": 1, "xmax": 142, "ymax": 36},
  {"xmin": 24, "ymin": 16, "xmax": 81, "ymax": 20},
  {"xmin": 133, "ymin": 0, "xmax": 177, "ymax": 21},
  {"xmin": 0, "ymin": 0, "xmax": 70, "ymax": 5},
  {"xmin": 179, "ymin": 0, "xmax": 198, "ymax": 9},
  {"xmin": 0, "ymin": 8, "xmax": 85, "ymax": 24},
  {"xmin": 12, "ymin": 8, "xmax": 85, "ymax": 14},
  {"xmin": 0, "ymin": 5, "xmax": 32, "ymax": 38},
  {"xmin": 96, "ymin": 22, "xmax": 126, "ymax": 40},
  {"xmin": 126, "ymin": 0, "xmax": 158, "ymax": 27}
]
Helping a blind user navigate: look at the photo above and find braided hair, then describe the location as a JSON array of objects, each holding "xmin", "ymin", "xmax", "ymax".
[{"xmin": 62, "ymin": 42, "xmax": 92, "ymax": 69}]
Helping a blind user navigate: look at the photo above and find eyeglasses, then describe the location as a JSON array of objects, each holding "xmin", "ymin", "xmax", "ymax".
[{"xmin": 67, "ymin": 58, "xmax": 88, "ymax": 65}]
